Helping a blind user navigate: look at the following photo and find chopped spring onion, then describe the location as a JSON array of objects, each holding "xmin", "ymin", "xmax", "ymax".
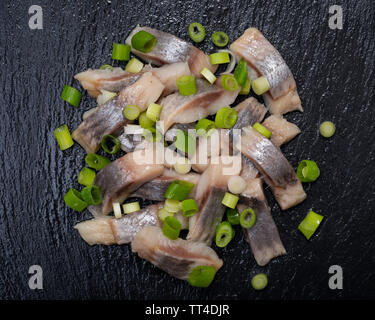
[
  {"xmin": 78, "ymin": 167, "xmax": 96, "ymax": 187},
  {"xmin": 215, "ymin": 106, "xmax": 238, "ymax": 129},
  {"xmin": 211, "ymin": 31, "xmax": 229, "ymax": 47},
  {"xmin": 123, "ymin": 104, "xmax": 140, "ymax": 120},
  {"xmin": 234, "ymin": 59, "xmax": 248, "ymax": 86},
  {"xmin": 162, "ymin": 216, "xmax": 181, "ymax": 240},
  {"xmin": 60, "ymin": 85, "xmax": 82, "ymax": 107},
  {"xmin": 54, "ymin": 124, "xmax": 74, "ymax": 150},
  {"xmin": 221, "ymin": 192, "xmax": 239, "ymax": 209},
  {"xmin": 319, "ymin": 121, "xmax": 336, "ymax": 138},
  {"xmin": 253, "ymin": 122, "xmax": 272, "ymax": 139},
  {"xmin": 200, "ymin": 67, "xmax": 217, "ymax": 84},
  {"xmin": 297, "ymin": 160, "xmax": 320, "ymax": 183},
  {"xmin": 142, "ymin": 127, "xmax": 162, "ymax": 143},
  {"xmin": 99, "ymin": 64, "xmax": 113, "ymax": 70},
  {"xmin": 146, "ymin": 102, "xmax": 162, "ymax": 122},
  {"xmin": 138, "ymin": 111, "xmax": 155, "ymax": 128},
  {"xmin": 226, "ymin": 208, "xmax": 240, "ymax": 225},
  {"xmin": 101, "ymin": 134, "xmax": 121, "ymax": 154},
  {"xmin": 219, "ymin": 50, "xmax": 236, "ymax": 74},
  {"xmin": 81, "ymin": 185, "xmax": 102, "ymax": 205},
  {"xmin": 174, "ymin": 157, "xmax": 191, "ymax": 175},
  {"xmin": 64, "ymin": 188, "xmax": 87, "ymax": 212},
  {"xmin": 164, "ymin": 199, "xmax": 181, "ymax": 213},
  {"xmin": 195, "ymin": 118, "xmax": 216, "ymax": 136},
  {"xmin": 215, "ymin": 221, "xmax": 234, "ymax": 248},
  {"xmin": 175, "ymin": 129, "xmax": 196, "ymax": 155},
  {"xmin": 158, "ymin": 208, "xmax": 174, "ymax": 222},
  {"xmin": 251, "ymin": 273, "xmax": 268, "ymax": 290},
  {"xmin": 209, "ymin": 52, "xmax": 230, "ymax": 65},
  {"xmin": 165, "ymin": 180, "xmax": 195, "ymax": 201},
  {"xmin": 239, "ymin": 78, "xmax": 251, "ymax": 95},
  {"xmin": 85, "ymin": 153, "xmax": 110, "ymax": 170},
  {"xmin": 227, "ymin": 175, "xmax": 246, "ymax": 194},
  {"xmin": 240, "ymin": 208, "xmax": 257, "ymax": 229},
  {"xmin": 113, "ymin": 202, "xmax": 122, "ymax": 219},
  {"xmin": 97, "ymin": 90, "xmax": 117, "ymax": 105},
  {"xmin": 188, "ymin": 22, "xmax": 206, "ymax": 43},
  {"xmin": 131, "ymin": 30, "xmax": 156, "ymax": 53},
  {"xmin": 252, "ymin": 76, "xmax": 270, "ymax": 95},
  {"xmin": 112, "ymin": 43, "xmax": 131, "ymax": 61},
  {"xmin": 221, "ymin": 74, "xmax": 239, "ymax": 91},
  {"xmin": 188, "ymin": 265, "xmax": 216, "ymax": 288},
  {"xmin": 177, "ymin": 75, "xmax": 197, "ymax": 96},
  {"xmin": 122, "ymin": 201, "xmax": 140, "ymax": 214},
  {"xmin": 125, "ymin": 58, "xmax": 144, "ymax": 73},
  {"xmin": 298, "ymin": 210, "xmax": 324, "ymax": 240},
  {"xmin": 181, "ymin": 199, "xmax": 198, "ymax": 217}
]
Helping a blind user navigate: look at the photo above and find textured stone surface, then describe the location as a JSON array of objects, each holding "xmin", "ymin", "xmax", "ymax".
[{"xmin": 0, "ymin": 0, "xmax": 374, "ymax": 299}]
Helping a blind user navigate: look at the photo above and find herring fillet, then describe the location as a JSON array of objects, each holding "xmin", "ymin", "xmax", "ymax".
[
  {"xmin": 237, "ymin": 126, "xmax": 306, "ymax": 210},
  {"xmin": 262, "ymin": 114, "xmax": 301, "ymax": 147},
  {"xmin": 89, "ymin": 149, "xmax": 164, "ymax": 216},
  {"xmin": 159, "ymin": 77, "xmax": 240, "ymax": 132},
  {"xmin": 72, "ymin": 72, "xmax": 165, "ymax": 153},
  {"xmin": 131, "ymin": 226, "xmax": 223, "ymax": 280},
  {"xmin": 125, "ymin": 26, "xmax": 217, "ymax": 77},
  {"xmin": 238, "ymin": 179, "xmax": 286, "ymax": 266},
  {"xmin": 230, "ymin": 28, "xmax": 302, "ymax": 114},
  {"xmin": 74, "ymin": 204, "xmax": 162, "ymax": 245},
  {"xmin": 233, "ymin": 97, "xmax": 267, "ymax": 130}
]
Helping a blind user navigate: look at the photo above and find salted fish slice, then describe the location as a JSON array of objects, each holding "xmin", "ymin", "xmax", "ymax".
[
  {"xmin": 72, "ymin": 72, "xmax": 164, "ymax": 153},
  {"xmin": 230, "ymin": 28, "xmax": 303, "ymax": 114},
  {"xmin": 262, "ymin": 114, "xmax": 301, "ymax": 147},
  {"xmin": 89, "ymin": 149, "xmax": 164, "ymax": 216},
  {"xmin": 132, "ymin": 226, "xmax": 223, "ymax": 280},
  {"xmin": 125, "ymin": 26, "xmax": 217, "ymax": 77},
  {"xmin": 238, "ymin": 179, "xmax": 286, "ymax": 266}
]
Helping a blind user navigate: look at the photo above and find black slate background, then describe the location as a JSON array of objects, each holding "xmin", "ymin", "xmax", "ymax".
[{"xmin": 0, "ymin": 0, "xmax": 374, "ymax": 300}]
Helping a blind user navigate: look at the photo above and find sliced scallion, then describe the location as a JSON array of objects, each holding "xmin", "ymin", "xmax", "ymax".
[
  {"xmin": 99, "ymin": 64, "xmax": 113, "ymax": 70},
  {"xmin": 240, "ymin": 208, "xmax": 256, "ymax": 229},
  {"xmin": 209, "ymin": 52, "xmax": 230, "ymax": 65},
  {"xmin": 221, "ymin": 74, "xmax": 239, "ymax": 91},
  {"xmin": 164, "ymin": 199, "xmax": 181, "ymax": 213},
  {"xmin": 78, "ymin": 167, "xmax": 96, "ymax": 187},
  {"xmin": 138, "ymin": 111, "xmax": 155, "ymax": 128},
  {"xmin": 54, "ymin": 124, "xmax": 74, "ymax": 150},
  {"xmin": 227, "ymin": 175, "xmax": 246, "ymax": 194},
  {"xmin": 200, "ymin": 67, "xmax": 217, "ymax": 84},
  {"xmin": 211, "ymin": 31, "xmax": 229, "ymax": 47},
  {"xmin": 64, "ymin": 188, "xmax": 87, "ymax": 212},
  {"xmin": 131, "ymin": 30, "xmax": 156, "ymax": 53},
  {"xmin": 226, "ymin": 208, "xmax": 240, "ymax": 225},
  {"xmin": 113, "ymin": 202, "xmax": 122, "ymax": 219},
  {"xmin": 165, "ymin": 180, "xmax": 195, "ymax": 201},
  {"xmin": 125, "ymin": 58, "xmax": 144, "ymax": 73},
  {"xmin": 122, "ymin": 201, "xmax": 140, "ymax": 214},
  {"xmin": 234, "ymin": 59, "xmax": 248, "ymax": 86},
  {"xmin": 146, "ymin": 102, "xmax": 162, "ymax": 122},
  {"xmin": 298, "ymin": 210, "xmax": 324, "ymax": 240},
  {"xmin": 253, "ymin": 122, "xmax": 272, "ymax": 139},
  {"xmin": 188, "ymin": 22, "xmax": 206, "ymax": 43},
  {"xmin": 123, "ymin": 104, "xmax": 140, "ymax": 120},
  {"xmin": 81, "ymin": 185, "xmax": 102, "ymax": 205},
  {"xmin": 195, "ymin": 118, "xmax": 216, "ymax": 136},
  {"xmin": 85, "ymin": 153, "xmax": 110, "ymax": 170},
  {"xmin": 181, "ymin": 199, "xmax": 198, "ymax": 217},
  {"xmin": 162, "ymin": 216, "xmax": 181, "ymax": 240},
  {"xmin": 101, "ymin": 134, "xmax": 121, "ymax": 154},
  {"xmin": 188, "ymin": 266, "xmax": 216, "ymax": 288},
  {"xmin": 239, "ymin": 78, "xmax": 251, "ymax": 95},
  {"xmin": 174, "ymin": 157, "xmax": 191, "ymax": 175},
  {"xmin": 296, "ymin": 160, "xmax": 320, "ymax": 183},
  {"xmin": 252, "ymin": 76, "xmax": 270, "ymax": 95},
  {"xmin": 215, "ymin": 106, "xmax": 238, "ymax": 129},
  {"xmin": 251, "ymin": 273, "xmax": 268, "ymax": 290},
  {"xmin": 112, "ymin": 43, "xmax": 131, "ymax": 61},
  {"xmin": 221, "ymin": 192, "xmax": 239, "ymax": 209},
  {"xmin": 215, "ymin": 221, "xmax": 234, "ymax": 248},
  {"xmin": 60, "ymin": 85, "xmax": 82, "ymax": 107},
  {"xmin": 320, "ymin": 121, "xmax": 336, "ymax": 138},
  {"xmin": 177, "ymin": 75, "xmax": 197, "ymax": 96},
  {"xmin": 158, "ymin": 208, "xmax": 174, "ymax": 222}
]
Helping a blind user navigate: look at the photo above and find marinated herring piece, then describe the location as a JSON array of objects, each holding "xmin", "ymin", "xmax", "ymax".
[
  {"xmin": 262, "ymin": 114, "xmax": 301, "ymax": 147},
  {"xmin": 131, "ymin": 226, "xmax": 223, "ymax": 280}
]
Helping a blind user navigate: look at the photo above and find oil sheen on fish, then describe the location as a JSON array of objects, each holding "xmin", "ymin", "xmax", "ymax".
[
  {"xmin": 74, "ymin": 204, "xmax": 162, "ymax": 245},
  {"xmin": 130, "ymin": 169, "xmax": 200, "ymax": 201},
  {"xmin": 187, "ymin": 156, "xmax": 241, "ymax": 244},
  {"xmin": 126, "ymin": 26, "xmax": 217, "ymax": 77},
  {"xmin": 262, "ymin": 115, "xmax": 301, "ymax": 147},
  {"xmin": 131, "ymin": 226, "xmax": 223, "ymax": 280},
  {"xmin": 89, "ymin": 149, "xmax": 164, "ymax": 216},
  {"xmin": 238, "ymin": 179, "xmax": 286, "ymax": 266},
  {"xmin": 159, "ymin": 76, "xmax": 240, "ymax": 132},
  {"xmin": 230, "ymin": 28, "xmax": 302, "ymax": 114},
  {"xmin": 236, "ymin": 126, "xmax": 306, "ymax": 210},
  {"xmin": 72, "ymin": 72, "xmax": 165, "ymax": 153}
]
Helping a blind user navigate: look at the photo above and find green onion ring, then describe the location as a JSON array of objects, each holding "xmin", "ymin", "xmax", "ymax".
[
  {"xmin": 164, "ymin": 180, "xmax": 195, "ymax": 201},
  {"xmin": 221, "ymin": 74, "xmax": 239, "ymax": 91},
  {"xmin": 211, "ymin": 31, "xmax": 229, "ymax": 47},
  {"xmin": 123, "ymin": 104, "xmax": 140, "ymax": 120},
  {"xmin": 131, "ymin": 30, "xmax": 157, "ymax": 53},
  {"xmin": 81, "ymin": 185, "xmax": 102, "ymax": 205},
  {"xmin": 296, "ymin": 160, "xmax": 320, "ymax": 182},
  {"xmin": 188, "ymin": 266, "xmax": 217, "ymax": 288},
  {"xmin": 234, "ymin": 58, "xmax": 248, "ymax": 86},
  {"xmin": 319, "ymin": 121, "xmax": 336, "ymax": 138},
  {"xmin": 85, "ymin": 153, "xmax": 111, "ymax": 170},
  {"xmin": 226, "ymin": 208, "xmax": 240, "ymax": 225},
  {"xmin": 78, "ymin": 167, "xmax": 96, "ymax": 187},
  {"xmin": 101, "ymin": 134, "xmax": 121, "ymax": 154},
  {"xmin": 162, "ymin": 216, "xmax": 182, "ymax": 240},
  {"xmin": 177, "ymin": 75, "xmax": 197, "ymax": 96},
  {"xmin": 188, "ymin": 22, "xmax": 206, "ymax": 43},
  {"xmin": 215, "ymin": 221, "xmax": 234, "ymax": 248},
  {"xmin": 298, "ymin": 210, "xmax": 324, "ymax": 240},
  {"xmin": 60, "ymin": 85, "xmax": 82, "ymax": 107},
  {"xmin": 54, "ymin": 124, "xmax": 74, "ymax": 151},
  {"xmin": 64, "ymin": 188, "xmax": 87, "ymax": 212},
  {"xmin": 215, "ymin": 107, "xmax": 238, "ymax": 129},
  {"xmin": 240, "ymin": 208, "xmax": 257, "ymax": 229},
  {"xmin": 253, "ymin": 122, "xmax": 272, "ymax": 139},
  {"xmin": 138, "ymin": 111, "xmax": 155, "ymax": 128},
  {"xmin": 181, "ymin": 199, "xmax": 198, "ymax": 217},
  {"xmin": 112, "ymin": 43, "xmax": 131, "ymax": 61},
  {"xmin": 251, "ymin": 273, "xmax": 268, "ymax": 290}
]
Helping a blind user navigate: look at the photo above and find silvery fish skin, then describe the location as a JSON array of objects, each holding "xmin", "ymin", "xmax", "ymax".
[
  {"xmin": 130, "ymin": 169, "xmax": 200, "ymax": 201},
  {"xmin": 74, "ymin": 204, "xmax": 162, "ymax": 245},
  {"xmin": 236, "ymin": 126, "xmax": 306, "ymax": 210},
  {"xmin": 230, "ymin": 28, "xmax": 303, "ymax": 114},
  {"xmin": 159, "ymin": 77, "xmax": 239, "ymax": 132},
  {"xmin": 187, "ymin": 157, "xmax": 241, "ymax": 245},
  {"xmin": 125, "ymin": 26, "xmax": 217, "ymax": 77},
  {"xmin": 72, "ymin": 72, "xmax": 165, "ymax": 153},
  {"xmin": 262, "ymin": 114, "xmax": 301, "ymax": 147},
  {"xmin": 238, "ymin": 179, "xmax": 286, "ymax": 266},
  {"xmin": 131, "ymin": 226, "xmax": 223, "ymax": 280},
  {"xmin": 232, "ymin": 97, "xmax": 267, "ymax": 130},
  {"xmin": 89, "ymin": 149, "xmax": 164, "ymax": 216}
]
